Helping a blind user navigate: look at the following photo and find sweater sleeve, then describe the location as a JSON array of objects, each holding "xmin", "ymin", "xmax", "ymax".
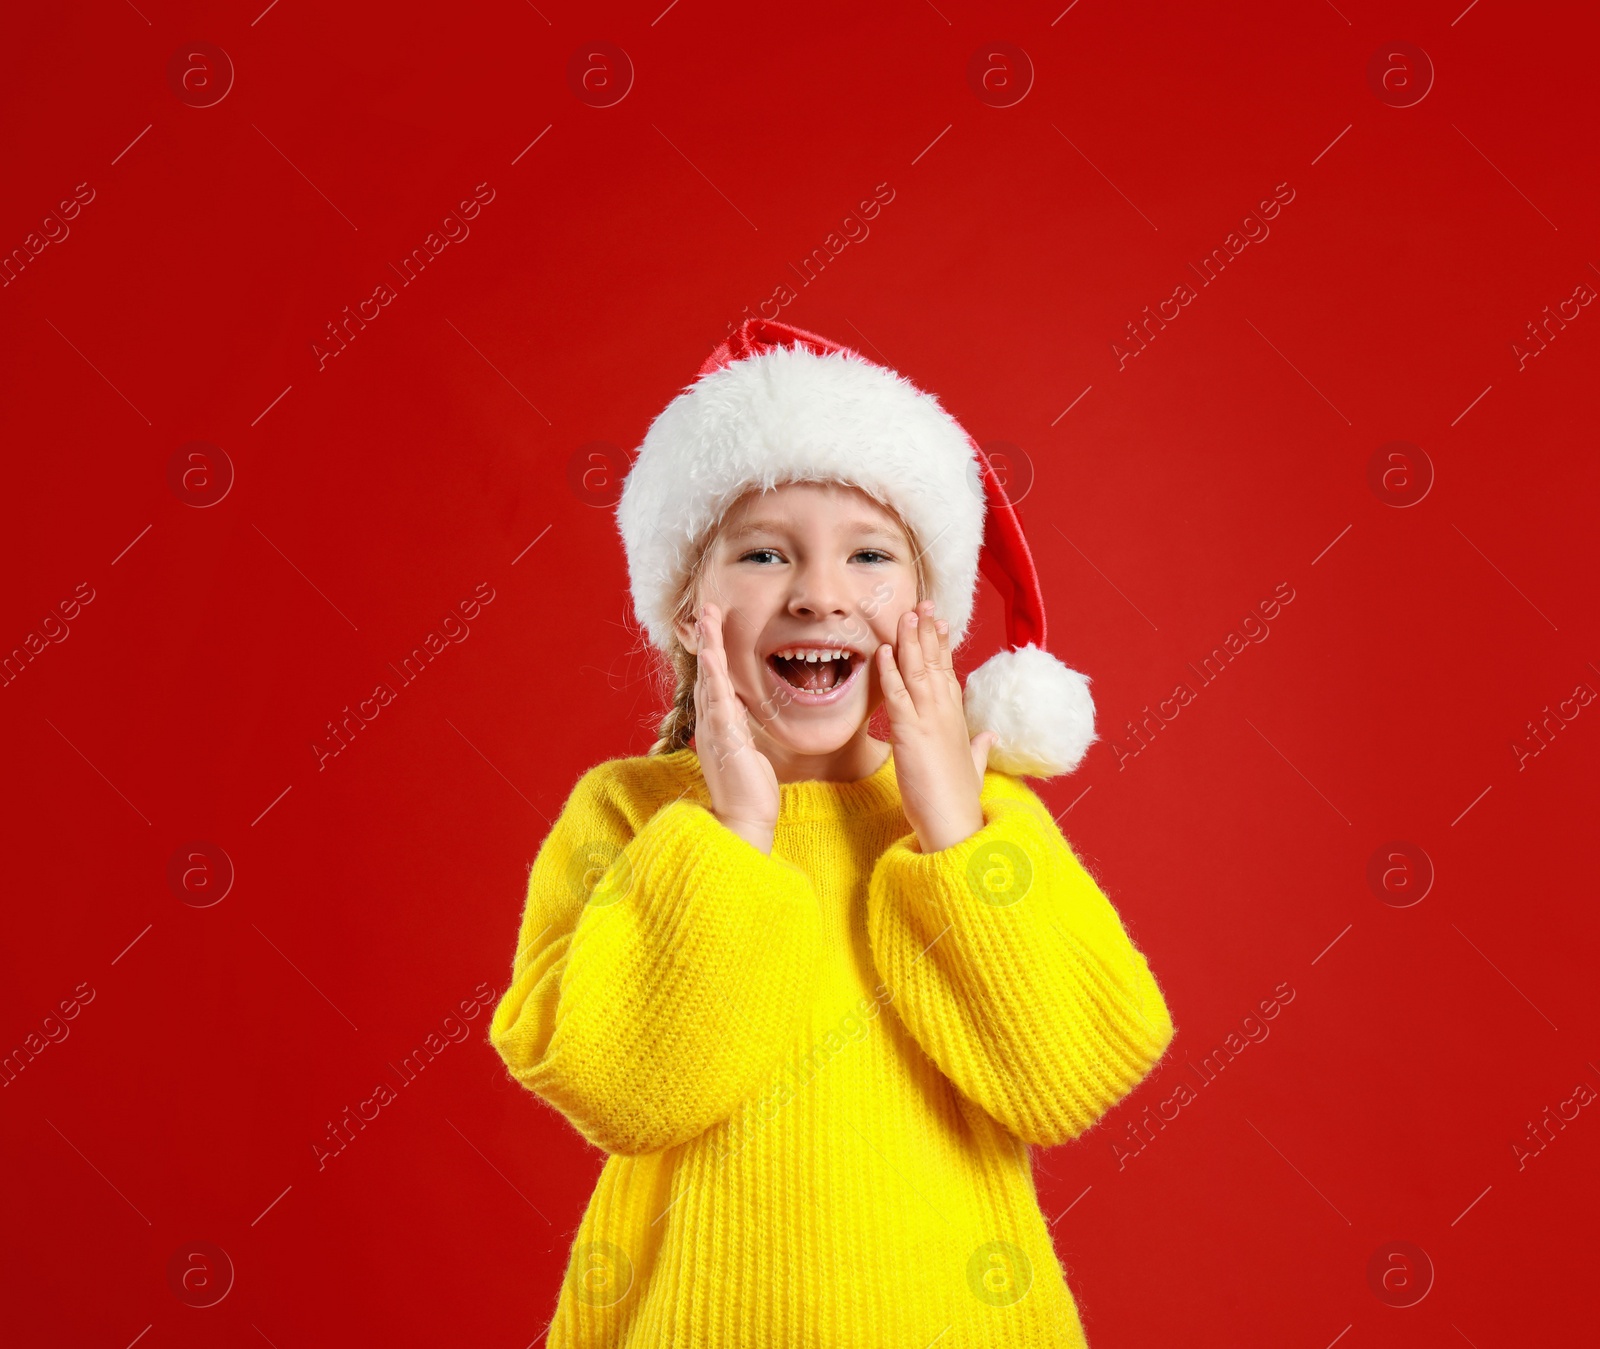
[
  {"xmin": 866, "ymin": 773, "xmax": 1175, "ymax": 1148},
  {"xmin": 488, "ymin": 766, "xmax": 824, "ymax": 1157}
]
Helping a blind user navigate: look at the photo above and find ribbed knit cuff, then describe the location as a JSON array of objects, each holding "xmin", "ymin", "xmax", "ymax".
[
  {"xmin": 888, "ymin": 797, "xmax": 1122, "ymax": 925},
  {"xmin": 873, "ymin": 797, "xmax": 1047, "ymax": 907},
  {"xmin": 615, "ymin": 798, "xmax": 818, "ymax": 930},
  {"xmin": 868, "ymin": 799, "xmax": 1175, "ymax": 1144},
  {"xmin": 528, "ymin": 798, "xmax": 825, "ymax": 1155}
]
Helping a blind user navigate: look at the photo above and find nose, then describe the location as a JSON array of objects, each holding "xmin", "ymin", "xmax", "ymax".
[{"xmin": 785, "ymin": 557, "xmax": 852, "ymax": 619}]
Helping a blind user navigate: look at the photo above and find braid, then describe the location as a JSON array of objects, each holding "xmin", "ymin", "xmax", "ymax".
[
  {"xmin": 647, "ymin": 535, "xmax": 713, "ymax": 757},
  {"xmin": 647, "ymin": 643, "xmax": 699, "ymax": 756}
]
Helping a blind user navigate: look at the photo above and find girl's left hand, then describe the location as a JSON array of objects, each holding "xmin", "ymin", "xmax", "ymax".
[{"xmin": 876, "ymin": 599, "xmax": 997, "ymax": 853}]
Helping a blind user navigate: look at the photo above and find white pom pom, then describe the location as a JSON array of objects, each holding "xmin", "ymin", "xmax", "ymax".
[{"xmin": 963, "ymin": 644, "xmax": 1097, "ymax": 779}]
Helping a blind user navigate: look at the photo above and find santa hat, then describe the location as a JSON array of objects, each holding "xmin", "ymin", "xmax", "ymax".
[{"xmin": 614, "ymin": 317, "xmax": 1096, "ymax": 779}]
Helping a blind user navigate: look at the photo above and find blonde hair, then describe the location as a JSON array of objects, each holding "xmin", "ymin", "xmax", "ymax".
[{"xmin": 646, "ymin": 484, "xmax": 928, "ymax": 756}]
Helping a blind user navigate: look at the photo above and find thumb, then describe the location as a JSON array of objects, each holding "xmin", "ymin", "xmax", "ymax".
[{"xmin": 969, "ymin": 731, "xmax": 996, "ymax": 783}]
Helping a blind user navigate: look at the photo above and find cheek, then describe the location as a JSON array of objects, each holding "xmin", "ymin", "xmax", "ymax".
[
  {"xmin": 723, "ymin": 633, "xmax": 763, "ymax": 686},
  {"xmin": 861, "ymin": 573, "xmax": 918, "ymax": 640},
  {"xmin": 869, "ymin": 591, "xmax": 917, "ymax": 647}
]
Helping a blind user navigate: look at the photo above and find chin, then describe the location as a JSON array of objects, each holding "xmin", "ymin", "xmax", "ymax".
[{"xmin": 755, "ymin": 711, "xmax": 869, "ymax": 759}]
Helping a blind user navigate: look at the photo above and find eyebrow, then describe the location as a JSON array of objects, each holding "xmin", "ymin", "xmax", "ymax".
[{"xmin": 724, "ymin": 518, "xmax": 906, "ymax": 545}]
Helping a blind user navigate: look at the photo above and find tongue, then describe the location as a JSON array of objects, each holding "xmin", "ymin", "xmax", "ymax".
[{"xmin": 777, "ymin": 657, "xmax": 845, "ymax": 691}]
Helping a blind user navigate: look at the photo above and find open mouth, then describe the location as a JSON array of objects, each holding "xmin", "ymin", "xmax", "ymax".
[{"xmin": 765, "ymin": 645, "xmax": 864, "ymax": 697}]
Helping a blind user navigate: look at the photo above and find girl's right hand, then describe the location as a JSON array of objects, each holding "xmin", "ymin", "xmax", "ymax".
[{"xmin": 692, "ymin": 601, "xmax": 781, "ymax": 853}]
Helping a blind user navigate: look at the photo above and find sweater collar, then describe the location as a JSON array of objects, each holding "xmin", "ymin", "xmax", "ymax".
[{"xmin": 658, "ymin": 745, "xmax": 906, "ymax": 823}]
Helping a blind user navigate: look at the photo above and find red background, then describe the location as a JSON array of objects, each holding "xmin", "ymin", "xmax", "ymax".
[{"xmin": 3, "ymin": 1, "xmax": 1596, "ymax": 1345}]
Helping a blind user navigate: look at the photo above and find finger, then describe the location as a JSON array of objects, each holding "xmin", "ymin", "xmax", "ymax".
[
  {"xmin": 916, "ymin": 599, "xmax": 941, "ymax": 672},
  {"xmin": 697, "ymin": 605, "xmax": 733, "ymax": 725},
  {"xmin": 897, "ymin": 607, "xmax": 929, "ymax": 703},
  {"xmin": 703, "ymin": 606, "xmax": 755, "ymax": 743},
  {"xmin": 700, "ymin": 601, "xmax": 724, "ymax": 657},
  {"xmin": 692, "ymin": 607, "xmax": 710, "ymax": 705},
  {"xmin": 700, "ymin": 648, "xmax": 724, "ymax": 725},
  {"xmin": 875, "ymin": 641, "xmax": 915, "ymax": 722},
  {"xmin": 933, "ymin": 614, "xmax": 953, "ymax": 672},
  {"xmin": 936, "ymin": 617, "xmax": 964, "ymax": 698},
  {"xmin": 922, "ymin": 604, "xmax": 957, "ymax": 697},
  {"xmin": 908, "ymin": 604, "xmax": 948, "ymax": 711}
]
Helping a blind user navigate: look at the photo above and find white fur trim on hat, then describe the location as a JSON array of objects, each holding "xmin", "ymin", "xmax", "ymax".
[
  {"xmin": 963, "ymin": 643, "xmax": 1097, "ymax": 778},
  {"xmin": 616, "ymin": 343, "xmax": 984, "ymax": 654}
]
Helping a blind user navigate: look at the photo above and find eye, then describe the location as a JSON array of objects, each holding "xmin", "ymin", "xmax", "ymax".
[{"xmin": 738, "ymin": 547, "xmax": 894, "ymax": 565}]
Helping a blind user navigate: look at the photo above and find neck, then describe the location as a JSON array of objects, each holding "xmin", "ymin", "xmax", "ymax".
[{"xmin": 750, "ymin": 726, "xmax": 891, "ymax": 784}]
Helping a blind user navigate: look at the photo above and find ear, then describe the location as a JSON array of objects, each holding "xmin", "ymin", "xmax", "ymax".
[{"xmin": 673, "ymin": 614, "xmax": 700, "ymax": 656}]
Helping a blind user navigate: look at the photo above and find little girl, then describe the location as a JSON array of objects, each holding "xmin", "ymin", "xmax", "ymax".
[{"xmin": 489, "ymin": 319, "xmax": 1176, "ymax": 1348}]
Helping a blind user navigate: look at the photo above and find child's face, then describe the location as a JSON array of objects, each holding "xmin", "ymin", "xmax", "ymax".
[{"xmin": 675, "ymin": 481, "xmax": 921, "ymax": 759}]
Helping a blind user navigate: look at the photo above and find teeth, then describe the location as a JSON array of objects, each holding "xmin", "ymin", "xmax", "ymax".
[{"xmin": 773, "ymin": 648, "xmax": 850, "ymax": 662}]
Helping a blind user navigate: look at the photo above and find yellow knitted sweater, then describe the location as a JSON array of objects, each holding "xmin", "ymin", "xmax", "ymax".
[{"xmin": 488, "ymin": 746, "xmax": 1175, "ymax": 1348}]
